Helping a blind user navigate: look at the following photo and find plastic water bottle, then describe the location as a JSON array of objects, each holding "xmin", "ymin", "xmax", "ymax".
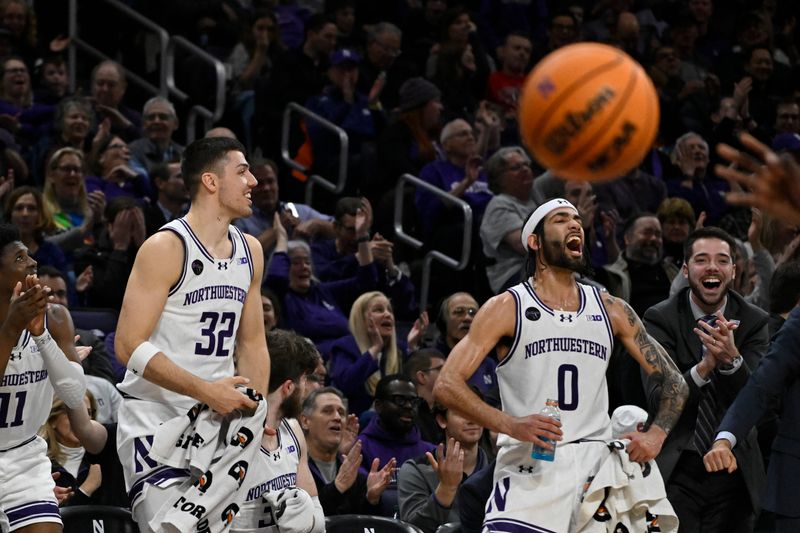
[{"xmin": 531, "ymin": 398, "xmax": 561, "ymax": 461}]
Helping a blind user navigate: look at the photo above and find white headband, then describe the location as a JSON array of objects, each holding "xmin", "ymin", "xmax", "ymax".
[{"xmin": 520, "ymin": 198, "xmax": 578, "ymax": 250}]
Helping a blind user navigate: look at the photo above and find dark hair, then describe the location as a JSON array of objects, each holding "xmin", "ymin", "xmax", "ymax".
[
  {"xmin": 267, "ymin": 329, "xmax": 320, "ymax": 393},
  {"xmin": 769, "ymin": 260, "xmax": 800, "ymax": 315},
  {"xmin": 104, "ymin": 196, "xmax": 141, "ymax": 224},
  {"xmin": 37, "ymin": 265, "xmax": 67, "ymax": 284},
  {"xmin": 301, "ymin": 386, "xmax": 346, "ymax": 416},
  {"xmin": 374, "ymin": 373, "xmax": 414, "ymax": 400},
  {"xmin": 623, "ymin": 212, "xmax": 658, "ymax": 238},
  {"xmin": 181, "ymin": 137, "xmax": 246, "ymax": 198},
  {"xmin": 522, "ymin": 211, "xmax": 547, "ymax": 278},
  {"xmin": 683, "ymin": 227, "xmax": 737, "ymax": 262},
  {"xmin": 0, "ymin": 223, "xmax": 20, "ymax": 256},
  {"xmin": 260, "ymin": 286, "xmax": 284, "ymax": 329},
  {"xmin": 334, "ymin": 196, "xmax": 362, "ymax": 223},
  {"xmin": 150, "ymin": 161, "xmax": 178, "ymax": 184},
  {"xmin": 404, "ymin": 348, "xmax": 446, "ymax": 384},
  {"xmin": 305, "ymin": 13, "xmax": 335, "ymax": 36},
  {"xmin": 505, "ymin": 30, "xmax": 532, "ymax": 44},
  {"xmin": 439, "ymin": 6, "xmax": 470, "ymax": 42}
]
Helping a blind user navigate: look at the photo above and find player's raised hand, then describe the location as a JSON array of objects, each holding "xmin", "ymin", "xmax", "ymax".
[
  {"xmin": 704, "ymin": 439, "xmax": 738, "ymax": 473},
  {"xmin": 204, "ymin": 376, "xmax": 258, "ymax": 415},
  {"xmin": 335, "ymin": 439, "xmax": 362, "ymax": 493},
  {"xmin": 510, "ymin": 413, "xmax": 562, "ymax": 448},
  {"xmin": 623, "ymin": 424, "xmax": 666, "ymax": 463}
]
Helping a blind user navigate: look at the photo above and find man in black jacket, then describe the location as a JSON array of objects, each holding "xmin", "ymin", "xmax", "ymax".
[
  {"xmin": 300, "ymin": 387, "xmax": 393, "ymax": 516},
  {"xmin": 642, "ymin": 226, "xmax": 769, "ymax": 532}
]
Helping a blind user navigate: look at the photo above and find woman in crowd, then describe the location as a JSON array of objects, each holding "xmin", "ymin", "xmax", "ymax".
[
  {"xmin": 264, "ymin": 211, "xmax": 377, "ymax": 358},
  {"xmin": 329, "ymin": 290, "xmax": 428, "ymax": 416},
  {"xmin": 42, "ymin": 147, "xmax": 105, "ymax": 252},
  {"xmin": 86, "ymin": 134, "xmax": 151, "ymax": 202},
  {"xmin": 0, "ymin": 56, "xmax": 53, "ymax": 146},
  {"xmin": 4, "ymin": 185, "xmax": 67, "ymax": 272},
  {"xmin": 42, "ymin": 393, "xmax": 127, "ymax": 507},
  {"xmin": 31, "ymin": 96, "xmax": 95, "ymax": 184}
]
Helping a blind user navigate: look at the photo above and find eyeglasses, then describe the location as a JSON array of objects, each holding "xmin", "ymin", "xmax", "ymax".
[
  {"xmin": 4, "ymin": 67, "xmax": 26, "ymax": 76},
  {"xmin": 384, "ymin": 394, "xmax": 421, "ymax": 408},
  {"xmin": 376, "ymin": 41, "xmax": 402, "ymax": 58},
  {"xmin": 452, "ymin": 306, "xmax": 478, "ymax": 317},
  {"xmin": 421, "ymin": 364, "xmax": 444, "ymax": 374},
  {"xmin": 144, "ymin": 112, "xmax": 173, "ymax": 121},
  {"xmin": 56, "ymin": 165, "xmax": 82, "ymax": 174}
]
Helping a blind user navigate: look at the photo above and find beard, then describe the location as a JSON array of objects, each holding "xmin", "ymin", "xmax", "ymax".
[
  {"xmin": 541, "ymin": 236, "xmax": 587, "ymax": 272},
  {"xmin": 688, "ymin": 276, "xmax": 732, "ymax": 308},
  {"xmin": 280, "ymin": 386, "xmax": 303, "ymax": 419}
]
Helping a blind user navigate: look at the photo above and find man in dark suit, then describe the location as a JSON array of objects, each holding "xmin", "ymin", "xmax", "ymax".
[
  {"xmin": 642, "ymin": 226, "xmax": 769, "ymax": 532},
  {"xmin": 704, "ymin": 266, "xmax": 800, "ymax": 533},
  {"xmin": 143, "ymin": 161, "xmax": 188, "ymax": 236}
]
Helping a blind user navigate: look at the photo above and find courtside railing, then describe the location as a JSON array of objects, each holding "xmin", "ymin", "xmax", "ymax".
[{"xmin": 393, "ymin": 174, "xmax": 472, "ymax": 313}]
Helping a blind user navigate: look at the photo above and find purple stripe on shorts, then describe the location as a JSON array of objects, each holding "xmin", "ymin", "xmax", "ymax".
[
  {"xmin": 484, "ymin": 518, "xmax": 557, "ymax": 533},
  {"xmin": 7, "ymin": 500, "xmax": 60, "ymax": 526}
]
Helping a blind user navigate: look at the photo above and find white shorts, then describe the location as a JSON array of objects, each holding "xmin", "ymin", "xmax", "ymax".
[
  {"xmin": 116, "ymin": 397, "xmax": 190, "ymax": 515},
  {"xmin": 0, "ymin": 436, "xmax": 61, "ymax": 531},
  {"xmin": 483, "ymin": 440, "xmax": 609, "ymax": 533}
]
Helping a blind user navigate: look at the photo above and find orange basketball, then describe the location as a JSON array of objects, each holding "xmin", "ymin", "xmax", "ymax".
[{"xmin": 518, "ymin": 42, "xmax": 659, "ymax": 182}]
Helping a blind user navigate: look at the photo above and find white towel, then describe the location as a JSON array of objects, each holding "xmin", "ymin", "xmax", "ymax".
[
  {"xmin": 575, "ymin": 440, "xmax": 679, "ymax": 533},
  {"xmin": 148, "ymin": 387, "xmax": 267, "ymax": 533}
]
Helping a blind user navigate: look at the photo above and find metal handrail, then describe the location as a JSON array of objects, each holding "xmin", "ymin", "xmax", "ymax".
[
  {"xmin": 280, "ymin": 103, "xmax": 349, "ymax": 205},
  {"xmin": 165, "ymin": 35, "xmax": 227, "ymax": 142},
  {"xmin": 68, "ymin": 0, "xmax": 169, "ymax": 97},
  {"xmin": 393, "ymin": 174, "xmax": 473, "ymax": 313}
]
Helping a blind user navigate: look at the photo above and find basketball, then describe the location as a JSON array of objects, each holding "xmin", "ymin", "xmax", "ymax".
[{"xmin": 518, "ymin": 42, "xmax": 659, "ymax": 182}]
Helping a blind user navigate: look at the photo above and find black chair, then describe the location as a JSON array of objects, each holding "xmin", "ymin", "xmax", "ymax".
[
  {"xmin": 326, "ymin": 514, "xmax": 425, "ymax": 533},
  {"xmin": 70, "ymin": 308, "xmax": 119, "ymax": 335},
  {"xmin": 60, "ymin": 505, "xmax": 139, "ymax": 533},
  {"xmin": 436, "ymin": 522, "xmax": 462, "ymax": 533}
]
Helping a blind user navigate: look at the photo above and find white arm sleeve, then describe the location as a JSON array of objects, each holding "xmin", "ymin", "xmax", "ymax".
[{"xmin": 34, "ymin": 330, "xmax": 86, "ymax": 409}]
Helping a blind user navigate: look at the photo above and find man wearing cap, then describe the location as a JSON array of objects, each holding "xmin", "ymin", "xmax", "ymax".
[
  {"xmin": 305, "ymin": 47, "xmax": 386, "ymax": 195},
  {"xmin": 435, "ymin": 198, "xmax": 688, "ymax": 532},
  {"xmin": 772, "ymin": 132, "xmax": 800, "ymax": 163}
]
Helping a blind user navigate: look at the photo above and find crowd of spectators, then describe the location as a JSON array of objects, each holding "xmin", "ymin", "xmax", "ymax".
[{"xmin": 3, "ymin": 0, "xmax": 800, "ymax": 530}]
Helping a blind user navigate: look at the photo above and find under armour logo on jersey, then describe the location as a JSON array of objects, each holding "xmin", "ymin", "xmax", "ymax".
[
  {"xmin": 272, "ymin": 451, "xmax": 281, "ymax": 462},
  {"xmin": 559, "ymin": 314, "xmax": 573, "ymax": 322},
  {"xmin": 218, "ymin": 262, "xmax": 228, "ymax": 270},
  {"xmin": 517, "ymin": 465, "xmax": 534, "ymax": 473},
  {"xmin": 8, "ymin": 350, "xmax": 21, "ymax": 361}
]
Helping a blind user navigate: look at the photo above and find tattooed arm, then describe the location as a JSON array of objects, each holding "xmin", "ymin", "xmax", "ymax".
[{"xmin": 602, "ymin": 293, "xmax": 688, "ymax": 462}]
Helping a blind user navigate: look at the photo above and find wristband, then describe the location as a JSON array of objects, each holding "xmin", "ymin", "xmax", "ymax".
[
  {"xmin": 356, "ymin": 235, "xmax": 370, "ymax": 244},
  {"xmin": 128, "ymin": 341, "xmax": 161, "ymax": 376}
]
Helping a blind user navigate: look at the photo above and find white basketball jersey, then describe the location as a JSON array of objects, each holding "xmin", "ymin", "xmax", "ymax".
[
  {"xmin": 497, "ymin": 280, "xmax": 614, "ymax": 454},
  {"xmin": 0, "ymin": 330, "xmax": 54, "ymax": 449},
  {"xmin": 118, "ymin": 219, "xmax": 254, "ymax": 409},
  {"xmin": 231, "ymin": 419, "xmax": 302, "ymax": 532}
]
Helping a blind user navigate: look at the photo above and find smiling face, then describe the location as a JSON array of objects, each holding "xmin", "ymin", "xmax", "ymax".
[
  {"xmin": 288, "ymin": 246, "xmax": 312, "ymax": 293},
  {"xmin": 142, "ymin": 100, "xmax": 178, "ymax": 144},
  {"xmin": 302, "ymin": 392, "xmax": 346, "ymax": 454},
  {"xmin": 684, "ymin": 237, "xmax": 735, "ymax": 312},
  {"xmin": 215, "ymin": 150, "xmax": 257, "ymax": 219},
  {"xmin": 98, "ymin": 136, "xmax": 131, "ymax": 175},
  {"xmin": 49, "ymin": 153, "xmax": 84, "ymax": 204},
  {"xmin": 440, "ymin": 408, "xmax": 483, "ymax": 446},
  {"xmin": 2, "ymin": 58, "xmax": 29, "ymax": 101},
  {"xmin": 376, "ymin": 379, "xmax": 420, "ymax": 435},
  {"xmin": 61, "ymin": 104, "xmax": 91, "ymax": 144},
  {"xmin": 91, "ymin": 63, "xmax": 125, "ymax": 108},
  {"xmin": 624, "ymin": 216, "xmax": 663, "ymax": 265},
  {"xmin": 364, "ymin": 294, "xmax": 395, "ymax": 339}
]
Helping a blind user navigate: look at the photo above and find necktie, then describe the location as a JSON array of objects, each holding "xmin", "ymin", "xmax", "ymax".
[{"xmin": 693, "ymin": 315, "xmax": 719, "ymax": 454}]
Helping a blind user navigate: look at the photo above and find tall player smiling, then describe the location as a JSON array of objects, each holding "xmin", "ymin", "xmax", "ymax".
[{"xmin": 114, "ymin": 137, "xmax": 270, "ymax": 532}]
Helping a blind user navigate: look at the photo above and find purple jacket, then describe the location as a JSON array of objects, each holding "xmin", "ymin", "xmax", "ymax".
[{"xmin": 358, "ymin": 416, "xmax": 435, "ymax": 516}]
